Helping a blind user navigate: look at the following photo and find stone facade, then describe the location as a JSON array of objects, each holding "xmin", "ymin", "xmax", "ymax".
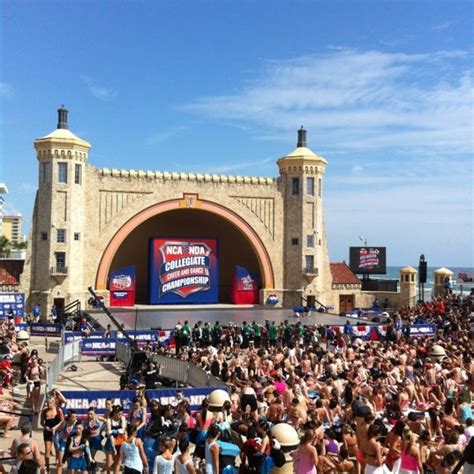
[
  {"xmin": 21, "ymin": 110, "xmax": 335, "ymax": 313},
  {"xmin": 20, "ymin": 109, "xmax": 421, "ymax": 315}
]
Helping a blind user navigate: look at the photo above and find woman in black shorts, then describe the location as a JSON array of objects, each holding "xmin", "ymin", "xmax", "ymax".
[
  {"xmin": 241, "ymin": 385, "xmax": 258, "ymax": 420},
  {"xmin": 40, "ymin": 397, "xmax": 64, "ymax": 471}
]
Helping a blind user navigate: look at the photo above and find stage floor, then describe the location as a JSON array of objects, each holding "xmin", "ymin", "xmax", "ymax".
[{"xmin": 89, "ymin": 305, "xmax": 373, "ymax": 331}]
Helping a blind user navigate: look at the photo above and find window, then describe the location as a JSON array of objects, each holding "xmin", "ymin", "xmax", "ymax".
[
  {"xmin": 318, "ymin": 178, "xmax": 322, "ymax": 198},
  {"xmin": 42, "ymin": 162, "xmax": 51, "ymax": 183},
  {"xmin": 74, "ymin": 232, "xmax": 80, "ymax": 241},
  {"xmin": 307, "ymin": 234, "xmax": 314, "ymax": 248},
  {"xmin": 58, "ymin": 162, "xmax": 68, "ymax": 183},
  {"xmin": 306, "ymin": 177, "xmax": 315, "ymax": 196},
  {"xmin": 291, "ymin": 237, "xmax": 299, "ymax": 245},
  {"xmin": 57, "ymin": 229, "xmax": 66, "ymax": 243},
  {"xmin": 291, "ymin": 177, "xmax": 300, "ymax": 195},
  {"xmin": 74, "ymin": 164, "xmax": 82, "ymax": 184},
  {"xmin": 41, "ymin": 232, "xmax": 48, "ymax": 241},
  {"xmin": 55, "ymin": 252, "xmax": 66, "ymax": 273},
  {"xmin": 305, "ymin": 255, "xmax": 314, "ymax": 273}
]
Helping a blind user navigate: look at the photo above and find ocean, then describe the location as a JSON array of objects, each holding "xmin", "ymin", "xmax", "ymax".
[{"xmin": 379, "ymin": 266, "xmax": 474, "ymax": 297}]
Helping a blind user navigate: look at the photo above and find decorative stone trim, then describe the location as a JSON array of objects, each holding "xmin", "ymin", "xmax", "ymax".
[
  {"xmin": 230, "ymin": 196, "xmax": 275, "ymax": 238},
  {"xmin": 98, "ymin": 168, "xmax": 276, "ymax": 186},
  {"xmin": 98, "ymin": 190, "xmax": 152, "ymax": 230}
]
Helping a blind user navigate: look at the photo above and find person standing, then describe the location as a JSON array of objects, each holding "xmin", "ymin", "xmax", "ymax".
[
  {"xmin": 212, "ymin": 321, "xmax": 222, "ymax": 346},
  {"xmin": 252, "ymin": 321, "xmax": 261, "ymax": 348},
  {"xmin": 25, "ymin": 356, "xmax": 43, "ymax": 414},
  {"xmin": 50, "ymin": 305, "xmax": 58, "ymax": 323},
  {"xmin": 104, "ymin": 405, "xmax": 127, "ymax": 474},
  {"xmin": 152, "ymin": 437, "xmax": 175, "ymax": 474},
  {"xmin": 294, "ymin": 430, "xmax": 319, "ymax": 474},
  {"xmin": 32, "ymin": 304, "xmax": 41, "ymax": 322},
  {"xmin": 11, "ymin": 443, "xmax": 42, "ymax": 474},
  {"xmin": 181, "ymin": 321, "xmax": 191, "ymax": 347},
  {"xmin": 10, "ymin": 423, "xmax": 45, "ymax": 473},
  {"xmin": 119, "ymin": 425, "xmax": 149, "ymax": 474},
  {"xmin": 174, "ymin": 321, "xmax": 183, "ymax": 354},
  {"xmin": 204, "ymin": 424, "xmax": 220, "ymax": 474},
  {"xmin": 40, "ymin": 397, "xmax": 64, "ymax": 473},
  {"xmin": 83, "ymin": 408, "xmax": 104, "ymax": 462},
  {"xmin": 175, "ymin": 438, "xmax": 196, "ymax": 474},
  {"xmin": 65, "ymin": 423, "xmax": 91, "ymax": 474},
  {"xmin": 269, "ymin": 321, "xmax": 278, "ymax": 346},
  {"xmin": 399, "ymin": 431, "xmax": 422, "ymax": 474}
]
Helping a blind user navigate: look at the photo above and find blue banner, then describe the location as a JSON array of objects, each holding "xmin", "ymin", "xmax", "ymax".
[
  {"xmin": 30, "ymin": 323, "xmax": 62, "ymax": 337},
  {"xmin": 147, "ymin": 387, "xmax": 227, "ymax": 411},
  {"xmin": 81, "ymin": 337, "xmax": 123, "ymax": 355},
  {"xmin": 61, "ymin": 390, "xmax": 136, "ymax": 418},
  {"xmin": 235, "ymin": 266, "xmax": 259, "ymax": 291},
  {"xmin": 59, "ymin": 387, "xmax": 227, "ymax": 418},
  {"xmin": 109, "ymin": 265, "xmax": 136, "ymax": 306},
  {"xmin": 0, "ymin": 293, "xmax": 25, "ymax": 317},
  {"xmin": 64, "ymin": 331, "xmax": 107, "ymax": 343},
  {"xmin": 149, "ymin": 238, "xmax": 219, "ymax": 304},
  {"xmin": 409, "ymin": 324, "xmax": 436, "ymax": 337},
  {"xmin": 65, "ymin": 330, "xmax": 163, "ymax": 344},
  {"xmin": 16, "ymin": 323, "xmax": 27, "ymax": 332}
]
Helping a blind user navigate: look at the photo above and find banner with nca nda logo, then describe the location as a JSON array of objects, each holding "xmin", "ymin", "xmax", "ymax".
[{"xmin": 149, "ymin": 238, "xmax": 219, "ymax": 304}]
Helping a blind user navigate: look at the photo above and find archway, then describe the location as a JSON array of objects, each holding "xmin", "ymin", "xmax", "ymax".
[{"xmin": 95, "ymin": 198, "xmax": 275, "ymax": 303}]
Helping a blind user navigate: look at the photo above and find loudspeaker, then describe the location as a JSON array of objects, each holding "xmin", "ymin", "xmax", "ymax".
[{"xmin": 419, "ymin": 261, "xmax": 427, "ymax": 284}]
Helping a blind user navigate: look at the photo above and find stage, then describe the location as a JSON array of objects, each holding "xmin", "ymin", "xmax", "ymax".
[{"xmin": 88, "ymin": 304, "xmax": 375, "ymax": 331}]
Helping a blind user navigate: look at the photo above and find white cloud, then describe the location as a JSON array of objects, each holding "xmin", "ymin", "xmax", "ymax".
[
  {"xmin": 81, "ymin": 75, "xmax": 117, "ymax": 101},
  {"xmin": 0, "ymin": 82, "xmax": 14, "ymax": 98},
  {"xmin": 183, "ymin": 49, "xmax": 474, "ymax": 265},
  {"xmin": 432, "ymin": 21, "xmax": 454, "ymax": 31},
  {"xmin": 182, "ymin": 49, "xmax": 473, "ymax": 156},
  {"xmin": 147, "ymin": 126, "xmax": 189, "ymax": 145}
]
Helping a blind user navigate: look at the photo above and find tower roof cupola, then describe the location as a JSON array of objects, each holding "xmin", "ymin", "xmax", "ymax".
[
  {"xmin": 277, "ymin": 127, "xmax": 328, "ymax": 172},
  {"xmin": 34, "ymin": 107, "xmax": 91, "ymax": 153},
  {"xmin": 297, "ymin": 126, "xmax": 307, "ymax": 147},
  {"xmin": 57, "ymin": 105, "xmax": 69, "ymax": 130}
]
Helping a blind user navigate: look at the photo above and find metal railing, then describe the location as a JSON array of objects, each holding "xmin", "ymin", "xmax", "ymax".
[
  {"xmin": 46, "ymin": 339, "xmax": 81, "ymax": 393},
  {"xmin": 115, "ymin": 342, "xmax": 225, "ymax": 388},
  {"xmin": 116, "ymin": 341, "xmax": 133, "ymax": 366}
]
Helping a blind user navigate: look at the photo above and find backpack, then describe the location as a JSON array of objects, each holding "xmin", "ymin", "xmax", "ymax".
[{"xmin": 270, "ymin": 447, "xmax": 286, "ymax": 467}]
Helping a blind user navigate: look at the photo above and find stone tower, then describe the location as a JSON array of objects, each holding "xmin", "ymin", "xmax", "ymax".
[
  {"xmin": 433, "ymin": 267, "xmax": 453, "ymax": 298},
  {"xmin": 30, "ymin": 107, "xmax": 91, "ymax": 314},
  {"xmin": 399, "ymin": 266, "xmax": 417, "ymax": 307},
  {"xmin": 278, "ymin": 127, "xmax": 332, "ymax": 308}
]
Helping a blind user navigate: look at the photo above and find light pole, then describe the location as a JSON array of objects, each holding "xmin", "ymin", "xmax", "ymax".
[
  {"xmin": 418, "ymin": 254, "xmax": 427, "ymax": 302},
  {"xmin": 359, "ymin": 236, "xmax": 368, "ymax": 282}
]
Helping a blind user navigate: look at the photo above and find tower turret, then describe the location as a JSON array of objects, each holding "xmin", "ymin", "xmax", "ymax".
[
  {"xmin": 30, "ymin": 107, "xmax": 91, "ymax": 315},
  {"xmin": 278, "ymin": 128, "xmax": 332, "ymax": 308}
]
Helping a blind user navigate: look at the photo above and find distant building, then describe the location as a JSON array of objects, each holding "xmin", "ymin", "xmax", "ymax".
[
  {"xmin": 2, "ymin": 213, "xmax": 23, "ymax": 244},
  {"xmin": 0, "ymin": 183, "xmax": 8, "ymax": 237}
]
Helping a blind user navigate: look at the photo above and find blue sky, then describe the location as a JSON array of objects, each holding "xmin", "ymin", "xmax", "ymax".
[{"xmin": 1, "ymin": 0, "xmax": 473, "ymax": 267}]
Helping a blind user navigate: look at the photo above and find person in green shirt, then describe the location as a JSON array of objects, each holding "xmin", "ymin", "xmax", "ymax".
[
  {"xmin": 181, "ymin": 320, "xmax": 191, "ymax": 347},
  {"xmin": 295, "ymin": 322, "xmax": 305, "ymax": 342},
  {"xmin": 269, "ymin": 322, "xmax": 278, "ymax": 346},
  {"xmin": 252, "ymin": 321, "xmax": 261, "ymax": 348},
  {"xmin": 202, "ymin": 322, "xmax": 211, "ymax": 346},
  {"xmin": 283, "ymin": 320, "xmax": 292, "ymax": 345},
  {"xmin": 212, "ymin": 321, "xmax": 222, "ymax": 346}
]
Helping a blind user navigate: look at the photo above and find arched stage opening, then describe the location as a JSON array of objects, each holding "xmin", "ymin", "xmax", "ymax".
[{"xmin": 96, "ymin": 200, "xmax": 275, "ymax": 304}]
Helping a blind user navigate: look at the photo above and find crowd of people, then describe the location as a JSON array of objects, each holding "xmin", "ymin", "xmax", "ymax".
[{"xmin": 0, "ymin": 293, "xmax": 472, "ymax": 473}]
